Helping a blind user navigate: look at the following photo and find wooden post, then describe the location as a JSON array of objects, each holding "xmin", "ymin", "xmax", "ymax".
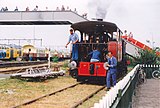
[{"xmin": 48, "ymin": 48, "xmax": 51, "ymax": 69}]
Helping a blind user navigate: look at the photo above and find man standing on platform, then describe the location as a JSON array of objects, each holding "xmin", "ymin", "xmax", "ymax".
[
  {"xmin": 106, "ymin": 51, "xmax": 117, "ymax": 90},
  {"xmin": 65, "ymin": 29, "xmax": 79, "ymax": 61}
]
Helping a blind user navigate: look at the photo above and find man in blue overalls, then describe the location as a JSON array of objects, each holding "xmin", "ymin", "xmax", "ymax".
[
  {"xmin": 88, "ymin": 46, "xmax": 101, "ymax": 62},
  {"xmin": 106, "ymin": 51, "xmax": 117, "ymax": 90},
  {"xmin": 65, "ymin": 29, "xmax": 79, "ymax": 61}
]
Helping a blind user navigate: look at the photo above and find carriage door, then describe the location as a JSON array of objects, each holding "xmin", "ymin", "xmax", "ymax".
[{"xmin": 10, "ymin": 49, "xmax": 14, "ymax": 59}]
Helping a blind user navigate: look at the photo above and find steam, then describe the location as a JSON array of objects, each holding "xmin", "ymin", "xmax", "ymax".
[{"xmin": 88, "ymin": 0, "xmax": 113, "ymax": 19}]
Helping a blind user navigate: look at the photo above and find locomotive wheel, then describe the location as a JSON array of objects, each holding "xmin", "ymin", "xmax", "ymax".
[{"xmin": 69, "ymin": 69, "xmax": 78, "ymax": 79}]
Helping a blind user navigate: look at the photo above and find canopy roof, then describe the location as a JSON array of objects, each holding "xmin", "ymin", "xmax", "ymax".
[
  {"xmin": 71, "ymin": 21, "xmax": 118, "ymax": 34},
  {"xmin": 0, "ymin": 21, "xmax": 71, "ymax": 25}
]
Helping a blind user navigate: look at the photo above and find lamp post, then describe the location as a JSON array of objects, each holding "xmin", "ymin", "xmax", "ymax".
[
  {"xmin": 48, "ymin": 48, "xmax": 51, "ymax": 69},
  {"xmin": 33, "ymin": 26, "xmax": 35, "ymax": 45}
]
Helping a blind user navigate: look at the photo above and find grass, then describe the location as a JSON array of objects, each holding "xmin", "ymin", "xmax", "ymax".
[
  {"xmin": 77, "ymin": 88, "xmax": 106, "ymax": 108},
  {"xmin": 50, "ymin": 60, "xmax": 69, "ymax": 71},
  {"xmin": 1, "ymin": 60, "xmax": 133, "ymax": 108},
  {"xmin": 0, "ymin": 76, "xmax": 77, "ymax": 108},
  {"xmin": 0, "ymin": 77, "xmax": 107, "ymax": 108},
  {"xmin": 127, "ymin": 65, "xmax": 134, "ymax": 73}
]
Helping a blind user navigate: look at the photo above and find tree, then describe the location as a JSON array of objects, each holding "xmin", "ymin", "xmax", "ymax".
[
  {"xmin": 135, "ymin": 49, "xmax": 159, "ymax": 64},
  {"xmin": 155, "ymin": 47, "xmax": 160, "ymax": 64}
]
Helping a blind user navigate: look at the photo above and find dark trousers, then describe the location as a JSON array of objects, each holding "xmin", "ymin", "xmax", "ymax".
[
  {"xmin": 106, "ymin": 69, "xmax": 117, "ymax": 88},
  {"xmin": 72, "ymin": 44, "xmax": 78, "ymax": 60}
]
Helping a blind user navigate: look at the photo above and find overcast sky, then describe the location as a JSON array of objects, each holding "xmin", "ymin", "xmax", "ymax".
[{"xmin": 0, "ymin": 0, "xmax": 159, "ymax": 48}]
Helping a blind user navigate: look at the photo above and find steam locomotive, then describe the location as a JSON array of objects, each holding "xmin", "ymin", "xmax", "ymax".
[{"xmin": 69, "ymin": 20, "xmax": 127, "ymax": 83}]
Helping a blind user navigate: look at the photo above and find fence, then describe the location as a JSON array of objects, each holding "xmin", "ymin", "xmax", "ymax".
[
  {"xmin": 93, "ymin": 64, "xmax": 139, "ymax": 108},
  {"xmin": 140, "ymin": 64, "xmax": 160, "ymax": 79},
  {"xmin": 92, "ymin": 64, "xmax": 160, "ymax": 108}
]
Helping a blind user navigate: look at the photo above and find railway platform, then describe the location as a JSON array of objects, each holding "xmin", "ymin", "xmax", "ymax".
[{"xmin": 132, "ymin": 79, "xmax": 160, "ymax": 108}]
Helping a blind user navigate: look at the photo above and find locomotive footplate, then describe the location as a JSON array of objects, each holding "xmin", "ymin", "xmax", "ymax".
[{"xmin": 78, "ymin": 62, "xmax": 106, "ymax": 77}]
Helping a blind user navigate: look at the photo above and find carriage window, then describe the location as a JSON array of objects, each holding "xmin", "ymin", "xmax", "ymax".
[
  {"xmin": 81, "ymin": 33, "xmax": 89, "ymax": 43},
  {"xmin": 83, "ymin": 34, "xmax": 86, "ymax": 42},
  {"xmin": 2, "ymin": 52, "xmax": 4, "ymax": 57},
  {"xmin": 112, "ymin": 29, "xmax": 122, "ymax": 42},
  {"xmin": 4, "ymin": 52, "xmax": 6, "ymax": 57},
  {"xmin": 119, "ymin": 31, "xmax": 122, "ymax": 41},
  {"xmin": 6, "ymin": 53, "xmax": 9, "ymax": 57},
  {"xmin": 19, "ymin": 51, "xmax": 21, "ymax": 56},
  {"xmin": 113, "ymin": 32, "xmax": 117, "ymax": 40}
]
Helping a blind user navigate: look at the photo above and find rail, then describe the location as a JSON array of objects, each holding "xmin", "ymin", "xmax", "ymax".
[
  {"xmin": 12, "ymin": 82, "xmax": 82, "ymax": 108},
  {"xmin": 0, "ymin": 61, "xmax": 47, "ymax": 68},
  {"xmin": 0, "ymin": 63, "xmax": 48, "ymax": 74},
  {"xmin": 92, "ymin": 64, "xmax": 139, "ymax": 108},
  {"xmin": 71, "ymin": 86, "xmax": 105, "ymax": 108}
]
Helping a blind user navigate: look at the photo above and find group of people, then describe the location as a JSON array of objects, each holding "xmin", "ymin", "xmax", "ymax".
[
  {"xmin": 124, "ymin": 30, "xmax": 133, "ymax": 38},
  {"xmin": 56, "ymin": 5, "xmax": 76, "ymax": 12},
  {"xmin": 0, "ymin": 5, "xmax": 76, "ymax": 12},
  {"xmin": 0, "ymin": 5, "xmax": 87, "ymax": 18},
  {"xmin": 65, "ymin": 29, "xmax": 117, "ymax": 90},
  {"xmin": 25, "ymin": 5, "xmax": 40, "ymax": 11},
  {"xmin": 0, "ymin": 6, "xmax": 39, "ymax": 12},
  {"xmin": 0, "ymin": 6, "xmax": 8, "ymax": 12}
]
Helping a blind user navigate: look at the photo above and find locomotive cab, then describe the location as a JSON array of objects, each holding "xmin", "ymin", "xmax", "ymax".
[{"xmin": 69, "ymin": 21, "xmax": 127, "ymax": 83}]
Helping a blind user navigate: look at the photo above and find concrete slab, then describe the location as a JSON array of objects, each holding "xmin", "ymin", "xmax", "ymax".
[
  {"xmin": 0, "ymin": 74, "xmax": 11, "ymax": 78},
  {"xmin": 132, "ymin": 79, "xmax": 160, "ymax": 108}
]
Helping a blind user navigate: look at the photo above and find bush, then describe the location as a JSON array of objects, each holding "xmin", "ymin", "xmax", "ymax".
[
  {"xmin": 52, "ymin": 56, "xmax": 58, "ymax": 62},
  {"xmin": 135, "ymin": 49, "xmax": 159, "ymax": 64}
]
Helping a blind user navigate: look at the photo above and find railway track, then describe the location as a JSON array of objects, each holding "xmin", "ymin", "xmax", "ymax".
[
  {"xmin": 71, "ymin": 86, "xmax": 105, "ymax": 108},
  {"xmin": 12, "ymin": 82, "xmax": 105, "ymax": 108},
  {"xmin": 0, "ymin": 61, "xmax": 47, "ymax": 68},
  {"xmin": 0, "ymin": 63, "xmax": 48, "ymax": 74},
  {"xmin": 0, "ymin": 61, "xmax": 66, "ymax": 74}
]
